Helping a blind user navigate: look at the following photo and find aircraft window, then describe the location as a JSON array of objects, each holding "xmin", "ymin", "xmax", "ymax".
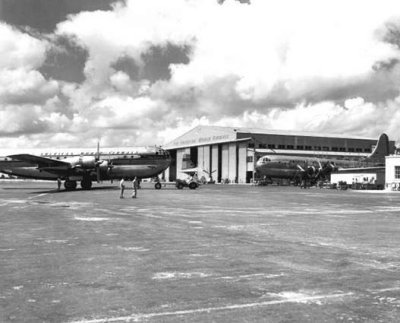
[
  {"xmin": 395, "ymin": 166, "xmax": 400, "ymax": 179},
  {"xmin": 5, "ymin": 158, "xmax": 7, "ymax": 161},
  {"xmin": 123, "ymin": 155, "xmax": 127, "ymax": 158},
  {"xmin": 278, "ymin": 144, "xmax": 285, "ymax": 149}
]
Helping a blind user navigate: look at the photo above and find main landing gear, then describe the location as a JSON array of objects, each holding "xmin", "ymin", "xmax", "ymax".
[
  {"xmin": 64, "ymin": 180, "xmax": 77, "ymax": 191},
  {"xmin": 62, "ymin": 179, "xmax": 92, "ymax": 190},
  {"xmin": 81, "ymin": 177, "xmax": 92, "ymax": 190}
]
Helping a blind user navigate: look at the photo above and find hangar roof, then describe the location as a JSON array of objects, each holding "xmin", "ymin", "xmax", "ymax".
[{"xmin": 165, "ymin": 125, "xmax": 379, "ymax": 149}]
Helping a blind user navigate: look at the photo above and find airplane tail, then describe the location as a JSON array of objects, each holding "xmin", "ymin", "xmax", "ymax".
[{"xmin": 366, "ymin": 133, "xmax": 389, "ymax": 161}]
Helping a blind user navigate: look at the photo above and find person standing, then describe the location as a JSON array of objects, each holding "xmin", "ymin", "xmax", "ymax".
[
  {"xmin": 119, "ymin": 178, "xmax": 125, "ymax": 198},
  {"xmin": 132, "ymin": 177, "xmax": 138, "ymax": 198},
  {"xmin": 57, "ymin": 178, "xmax": 62, "ymax": 191}
]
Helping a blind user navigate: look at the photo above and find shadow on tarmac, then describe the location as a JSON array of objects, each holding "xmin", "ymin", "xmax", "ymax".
[{"xmin": 21, "ymin": 186, "xmax": 118, "ymax": 194}]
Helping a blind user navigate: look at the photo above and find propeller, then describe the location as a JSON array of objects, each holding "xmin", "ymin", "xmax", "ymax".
[
  {"xmin": 107, "ymin": 154, "xmax": 114, "ymax": 183},
  {"xmin": 95, "ymin": 141, "xmax": 102, "ymax": 183}
]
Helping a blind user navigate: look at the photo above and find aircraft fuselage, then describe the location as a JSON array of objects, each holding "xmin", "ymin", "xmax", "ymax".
[{"xmin": 0, "ymin": 149, "xmax": 171, "ymax": 182}]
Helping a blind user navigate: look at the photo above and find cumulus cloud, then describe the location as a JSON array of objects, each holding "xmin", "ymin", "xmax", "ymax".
[
  {"xmin": 0, "ymin": 22, "xmax": 67, "ymax": 138},
  {"xmin": 0, "ymin": 23, "xmax": 47, "ymax": 70},
  {"xmin": 2, "ymin": 0, "xmax": 400, "ymax": 150}
]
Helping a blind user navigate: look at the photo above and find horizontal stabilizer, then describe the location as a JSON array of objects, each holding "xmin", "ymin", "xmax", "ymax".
[{"xmin": 7, "ymin": 154, "xmax": 70, "ymax": 168}]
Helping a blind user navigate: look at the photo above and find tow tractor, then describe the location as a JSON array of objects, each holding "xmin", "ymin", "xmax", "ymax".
[
  {"xmin": 153, "ymin": 178, "xmax": 199, "ymax": 190},
  {"xmin": 175, "ymin": 178, "xmax": 199, "ymax": 189}
]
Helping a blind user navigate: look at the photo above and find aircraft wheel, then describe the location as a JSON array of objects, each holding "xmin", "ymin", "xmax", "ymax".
[
  {"xmin": 155, "ymin": 182, "xmax": 162, "ymax": 190},
  {"xmin": 81, "ymin": 179, "xmax": 92, "ymax": 190},
  {"xmin": 64, "ymin": 180, "xmax": 77, "ymax": 191},
  {"xmin": 176, "ymin": 182, "xmax": 184, "ymax": 189},
  {"xmin": 189, "ymin": 182, "xmax": 197, "ymax": 189}
]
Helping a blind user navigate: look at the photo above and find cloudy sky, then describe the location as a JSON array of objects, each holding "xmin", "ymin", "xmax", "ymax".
[{"xmin": 1, "ymin": 0, "xmax": 400, "ymax": 149}]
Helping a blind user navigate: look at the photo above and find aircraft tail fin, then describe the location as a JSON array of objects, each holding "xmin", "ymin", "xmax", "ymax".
[{"xmin": 366, "ymin": 133, "xmax": 389, "ymax": 161}]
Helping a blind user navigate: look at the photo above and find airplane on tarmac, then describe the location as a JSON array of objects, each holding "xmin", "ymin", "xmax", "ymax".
[
  {"xmin": 255, "ymin": 133, "xmax": 390, "ymax": 186},
  {"xmin": 0, "ymin": 145, "xmax": 171, "ymax": 190}
]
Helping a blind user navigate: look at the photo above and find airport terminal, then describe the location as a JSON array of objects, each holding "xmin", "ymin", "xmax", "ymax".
[{"xmin": 163, "ymin": 125, "xmax": 396, "ymax": 184}]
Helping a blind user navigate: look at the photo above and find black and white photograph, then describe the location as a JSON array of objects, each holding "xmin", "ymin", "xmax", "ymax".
[{"xmin": 1, "ymin": 0, "xmax": 400, "ymax": 322}]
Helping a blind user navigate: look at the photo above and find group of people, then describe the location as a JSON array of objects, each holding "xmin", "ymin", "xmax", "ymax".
[{"xmin": 119, "ymin": 177, "xmax": 139, "ymax": 199}]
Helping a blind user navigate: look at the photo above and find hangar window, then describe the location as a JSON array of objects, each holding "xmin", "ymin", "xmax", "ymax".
[
  {"xmin": 331, "ymin": 147, "xmax": 338, "ymax": 151},
  {"xmin": 248, "ymin": 143, "xmax": 255, "ymax": 148},
  {"xmin": 348, "ymin": 148, "xmax": 355, "ymax": 152},
  {"xmin": 305, "ymin": 146, "xmax": 312, "ymax": 150},
  {"xmin": 287, "ymin": 145, "xmax": 294, "ymax": 149},
  {"xmin": 395, "ymin": 166, "xmax": 400, "ymax": 179},
  {"xmin": 296, "ymin": 145, "xmax": 304, "ymax": 150},
  {"xmin": 339, "ymin": 147, "xmax": 346, "ymax": 152},
  {"xmin": 314, "ymin": 146, "xmax": 321, "ymax": 150},
  {"xmin": 247, "ymin": 156, "xmax": 253, "ymax": 163},
  {"xmin": 278, "ymin": 144, "xmax": 285, "ymax": 149},
  {"xmin": 268, "ymin": 144, "xmax": 275, "ymax": 149},
  {"xmin": 259, "ymin": 144, "xmax": 267, "ymax": 148},
  {"xmin": 322, "ymin": 146, "xmax": 329, "ymax": 151},
  {"xmin": 356, "ymin": 148, "xmax": 362, "ymax": 152},
  {"xmin": 364, "ymin": 148, "xmax": 371, "ymax": 153}
]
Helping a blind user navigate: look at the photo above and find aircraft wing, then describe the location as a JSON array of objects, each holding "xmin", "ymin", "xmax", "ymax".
[{"xmin": 7, "ymin": 154, "xmax": 71, "ymax": 168}]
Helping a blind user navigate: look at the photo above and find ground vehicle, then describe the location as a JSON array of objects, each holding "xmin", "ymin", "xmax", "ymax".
[
  {"xmin": 175, "ymin": 178, "xmax": 199, "ymax": 189},
  {"xmin": 152, "ymin": 178, "xmax": 199, "ymax": 190}
]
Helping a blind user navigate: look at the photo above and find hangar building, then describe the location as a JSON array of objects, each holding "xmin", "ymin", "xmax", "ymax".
[{"xmin": 163, "ymin": 126, "xmax": 395, "ymax": 183}]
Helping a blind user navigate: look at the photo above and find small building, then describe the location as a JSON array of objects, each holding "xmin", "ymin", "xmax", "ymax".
[
  {"xmin": 385, "ymin": 155, "xmax": 400, "ymax": 190},
  {"xmin": 164, "ymin": 125, "xmax": 395, "ymax": 184},
  {"xmin": 331, "ymin": 170, "xmax": 385, "ymax": 189}
]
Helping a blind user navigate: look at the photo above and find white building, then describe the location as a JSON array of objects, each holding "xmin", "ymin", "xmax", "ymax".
[{"xmin": 385, "ymin": 155, "xmax": 400, "ymax": 190}]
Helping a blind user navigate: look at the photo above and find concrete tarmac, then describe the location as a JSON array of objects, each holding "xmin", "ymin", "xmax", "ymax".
[{"xmin": 1, "ymin": 180, "xmax": 400, "ymax": 322}]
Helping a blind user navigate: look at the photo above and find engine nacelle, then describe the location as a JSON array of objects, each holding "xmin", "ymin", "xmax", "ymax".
[
  {"xmin": 81, "ymin": 156, "xmax": 97, "ymax": 168},
  {"xmin": 68, "ymin": 156, "xmax": 97, "ymax": 169}
]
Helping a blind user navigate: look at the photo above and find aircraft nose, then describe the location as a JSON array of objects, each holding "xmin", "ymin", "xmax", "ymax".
[{"xmin": 255, "ymin": 159, "xmax": 263, "ymax": 168}]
